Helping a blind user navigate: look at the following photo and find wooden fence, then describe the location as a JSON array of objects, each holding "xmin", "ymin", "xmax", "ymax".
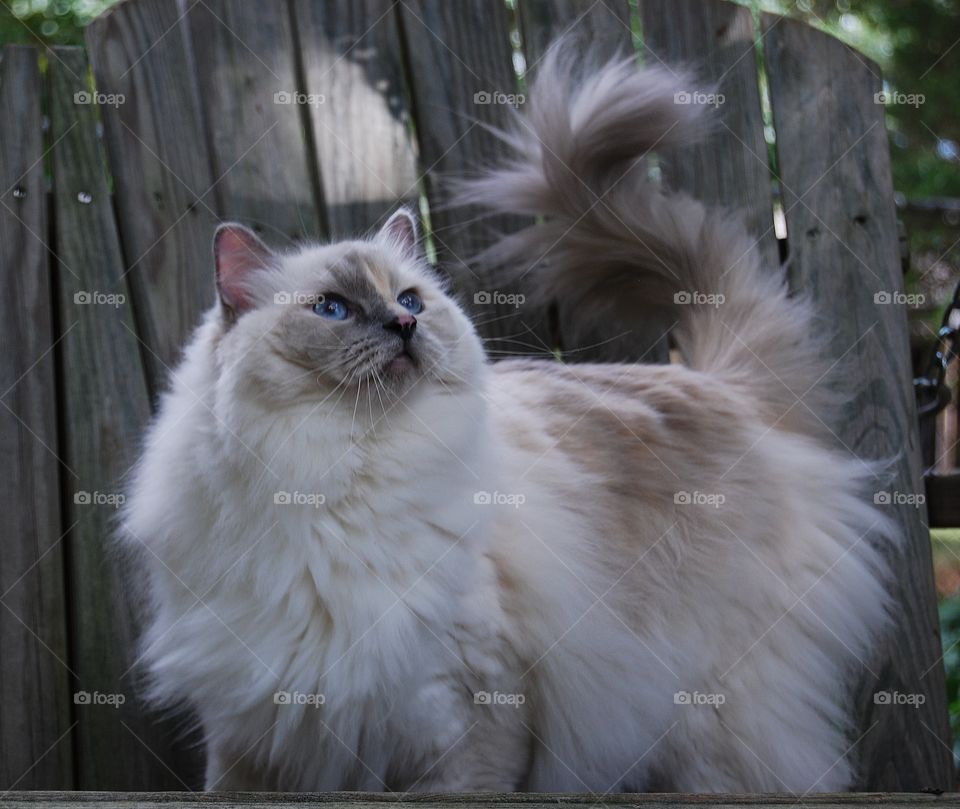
[{"xmin": 0, "ymin": 0, "xmax": 952, "ymax": 794}]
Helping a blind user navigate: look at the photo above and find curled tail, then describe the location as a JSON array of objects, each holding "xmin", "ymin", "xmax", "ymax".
[{"xmin": 453, "ymin": 46, "xmax": 830, "ymax": 433}]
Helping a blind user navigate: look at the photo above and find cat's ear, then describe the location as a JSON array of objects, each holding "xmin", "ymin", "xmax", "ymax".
[
  {"xmin": 214, "ymin": 223, "xmax": 275, "ymax": 319},
  {"xmin": 377, "ymin": 207, "xmax": 420, "ymax": 257}
]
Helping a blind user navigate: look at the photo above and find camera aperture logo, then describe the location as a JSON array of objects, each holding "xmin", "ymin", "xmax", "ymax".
[
  {"xmin": 874, "ymin": 90, "xmax": 924, "ymax": 108},
  {"xmin": 274, "ymin": 491, "xmax": 326, "ymax": 508},
  {"xmin": 873, "ymin": 690, "xmax": 925, "ymax": 707},
  {"xmin": 74, "ymin": 690, "xmax": 125, "ymax": 708},
  {"xmin": 473, "ymin": 490, "xmax": 526, "ymax": 508},
  {"xmin": 473, "ymin": 90, "xmax": 525, "ymax": 107},
  {"xmin": 274, "ymin": 90, "xmax": 325, "ymax": 107},
  {"xmin": 74, "ymin": 490, "xmax": 125, "ymax": 509},
  {"xmin": 673, "ymin": 290, "xmax": 724, "ymax": 308},
  {"xmin": 274, "ymin": 690, "xmax": 325, "ymax": 708},
  {"xmin": 674, "ymin": 491, "xmax": 725, "ymax": 509},
  {"xmin": 674, "ymin": 90, "xmax": 725, "ymax": 108},
  {"xmin": 674, "ymin": 690, "xmax": 725, "ymax": 706},
  {"xmin": 874, "ymin": 290, "xmax": 925, "ymax": 307},
  {"xmin": 474, "ymin": 690, "xmax": 525, "ymax": 707},
  {"xmin": 74, "ymin": 290, "xmax": 125, "ymax": 308},
  {"xmin": 873, "ymin": 490, "xmax": 925, "ymax": 508},
  {"xmin": 275, "ymin": 291, "xmax": 325, "ymax": 305},
  {"xmin": 474, "ymin": 290, "xmax": 525, "ymax": 308},
  {"xmin": 74, "ymin": 90, "xmax": 125, "ymax": 108}
]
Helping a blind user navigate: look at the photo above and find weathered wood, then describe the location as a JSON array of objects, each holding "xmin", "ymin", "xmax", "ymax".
[
  {"xmin": 516, "ymin": 0, "xmax": 670, "ymax": 363},
  {"xmin": 0, "ymin": 44, "xmax": 74, "ymax": 791},
  {"xmin": 48, "ymin": 47, "xmax": 202, "ymax": 791},
  {"xmin": 2, "ymin": 792, "xmax": 960, "ymax": 808},
  {"xmin": 641, "ymin": 0, "xmax": 780, "ymax": 272},
  {"xmin": 763, "ymin": 15, "xmax": 953, "ymax": 791},
  {"xmin": 398, "ymin": 0, "xmax": 552, "ymax": 357},
  {"xmin": 86, "ymin": 0, "xmax": 219, "ymax": 397},
  {"xmin": 292, "ymin": 0, "xmax": 420, "ymax": 239},
  {"xmin": 518, "ymin": 0, "xmax": 633, "ymax": 73},
  {"xmin": 187, "ymin": 0, "xmax": 323, "ymax": 245}
]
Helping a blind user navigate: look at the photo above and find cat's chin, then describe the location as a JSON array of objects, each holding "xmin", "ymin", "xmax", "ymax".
[{"xmin": 383, "ymin": 348, "xmax": 418, "ymax": 377}]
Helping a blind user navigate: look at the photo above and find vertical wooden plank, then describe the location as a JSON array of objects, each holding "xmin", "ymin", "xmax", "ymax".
[
  {"xmin": 86, "ymin": 0, "xmax": 219, "ymax": 397},
  {"xmin": 763, "ymin": 16, "xmax": 952, "ymax": 790},
  {"xmin": 187, "ymin": 0, "xmax": 323, "ymax": 244},
  {"xmin": 293, "ymin": 0, "xmax": 420, "ymax": 240},
  {"xmin": 641, "ymin": 0, "xmax": 780, "ymax": 273},
  {"xmin": 0, "ymin": 45, "xmax": 74, "ymax": 791},
  {"xmin": 518, "ymin": 0, "xmax": 633, "ymax": 71},
  {"xmin": 516, "ymin": 0, "xmax": 671, "ymax": 363},
  {"xmin": 49, "ymin": 46, "xmax": 202, "ymax": 791},
  {"xmin": 398, "ymin": 0, "xmax": 552, "ymax": 357}
]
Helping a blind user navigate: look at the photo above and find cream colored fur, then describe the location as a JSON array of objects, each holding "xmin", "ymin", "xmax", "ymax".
[{"xmin": 123, "ymin": 46, "xmax": 898, "ymax": 793}]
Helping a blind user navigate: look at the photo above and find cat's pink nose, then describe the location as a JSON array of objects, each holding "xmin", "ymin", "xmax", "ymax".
[{"xmin": 384, "ymin": 313, "xmax": 417, "ymax": 341}]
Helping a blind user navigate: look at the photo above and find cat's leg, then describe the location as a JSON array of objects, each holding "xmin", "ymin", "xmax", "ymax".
[
  {"xmin": 394, "ymin": 679, "xmax": 532, "ymax": 792},
  {"xmin": 401, "ymin": 733, "xmax": 530, "ymax": 793},
  {"xmin": 654, "ymin": 686, "xmax": 855, "ymax": 793}
]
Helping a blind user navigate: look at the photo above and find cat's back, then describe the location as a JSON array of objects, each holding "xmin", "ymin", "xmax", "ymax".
[{"xmin": 487, "ymin": 357, "xmax": 756, "ymax": 482}]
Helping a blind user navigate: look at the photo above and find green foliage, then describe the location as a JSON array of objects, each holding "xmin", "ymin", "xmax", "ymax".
[
  {"xmin": 0, "ymin": 0, "xmax": 118, "ymax": 47},
  {"xmin": 939, "ymin": 596, "xmax": 960, "ymax": 762}
]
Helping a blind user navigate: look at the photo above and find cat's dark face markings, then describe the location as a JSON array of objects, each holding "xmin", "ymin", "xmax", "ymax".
[
  {"xmin": 275, "ymin": 247, "xmax": 427, "ymax": 388},
  {"xmin": 212, "ymin": 216, "xmax": 484, "ymax": 411}
]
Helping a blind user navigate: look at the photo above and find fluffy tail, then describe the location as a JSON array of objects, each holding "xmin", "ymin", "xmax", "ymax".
[{"xmin": 453, "ymin": 46, "xmax": 831, "ymax": 433}]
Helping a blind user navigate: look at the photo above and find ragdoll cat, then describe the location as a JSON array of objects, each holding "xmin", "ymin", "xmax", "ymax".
[{"xmin": 123, "ymin": 46, "xmax": 897, "ymax": 793}]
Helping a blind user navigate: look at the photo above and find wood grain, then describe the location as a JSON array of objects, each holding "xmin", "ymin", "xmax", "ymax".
[
  {"xmin": 2, "ymin": 792, "xmax": 960, "ymax": 808},
  {"xmin": 187, "ymin": 0, "xmax": 323, "ymax": 246},
  {"xmin": 292, "ymin": 0, "xmax": 420, "ymax": 240},
  {"xmin": 86, "ymin": 0, "xmax": 219, "ymax": 398},
  {"xmin": 0, "ymin": 44, "xmax": 74, "ymax": 791},
  {"xmin": 48, "ymin": 46, "xmax": 203, "ymax": 791},
  {"xmin": 640, "ymin": 0, "xmax": 780, "ymax": 272},
  {"xmin": 763, "ymin": 15, "xmax": 952, "ymax": 791},
  {"xmin": 398, "ymin": 0, "xmax": 552, "ymax": 357},
  {"xmin": 517, "ymin": 0, "xmax": 633, "ymax": 72}
]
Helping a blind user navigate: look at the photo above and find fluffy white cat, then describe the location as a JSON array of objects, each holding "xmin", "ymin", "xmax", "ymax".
[{"xmin": 123, "ymin": 47, "xmax": 897, "ymax": 793}]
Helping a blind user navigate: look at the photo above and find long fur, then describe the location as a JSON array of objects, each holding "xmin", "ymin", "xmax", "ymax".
[{"xmin": 123, "ymin": 44, "xmax": 900, "ymax": 794}]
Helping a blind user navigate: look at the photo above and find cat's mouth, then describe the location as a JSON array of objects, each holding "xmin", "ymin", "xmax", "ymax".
[{"xmin": 384, "ymin": 346, "xmax": 418, "ymax": 375}]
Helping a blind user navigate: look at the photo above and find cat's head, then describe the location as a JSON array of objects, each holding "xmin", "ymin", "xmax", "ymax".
[{"xmin": 209, "ymin": 209, "xmax": 484, "ymax": 410}]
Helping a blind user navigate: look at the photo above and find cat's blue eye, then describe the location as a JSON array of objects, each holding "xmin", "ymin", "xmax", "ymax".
[
  {"xmin": 313, "ymin": 296, "xmax": 350, "ymax": 320},
  {"xmin": 397, "ymin": 290, "xmax": 423, "ymax": 314}
]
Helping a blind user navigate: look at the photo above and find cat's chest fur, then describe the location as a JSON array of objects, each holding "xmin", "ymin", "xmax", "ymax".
[{"xmin": 137, "ymin": 381, "xmax": 511, "ymax": 778}]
